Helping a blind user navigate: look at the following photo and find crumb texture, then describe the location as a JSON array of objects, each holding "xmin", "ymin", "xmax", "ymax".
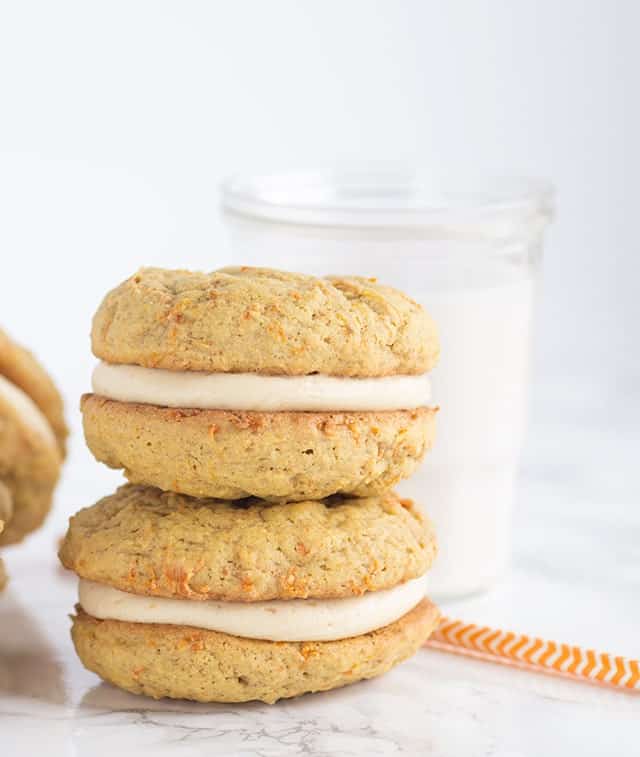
[
  {"xmin": 59, "ymin": 483, "xmax": 437, "ymax": 602},
  {"xmin": 91, "ymin": 267, "xmax": 439, "ymax": 377}
]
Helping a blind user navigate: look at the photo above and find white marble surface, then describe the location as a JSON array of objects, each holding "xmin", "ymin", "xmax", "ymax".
[{"xmin": 1, "ymin": 411, "xmax": 639, "ymax": 756}]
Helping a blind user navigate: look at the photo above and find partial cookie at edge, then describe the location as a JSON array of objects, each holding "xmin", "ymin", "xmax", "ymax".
[
  {"xmin": 0, "ymin": 392, "xmax": 61, "ymax": 545},
  {"xmin": 0, "ymin": 328, "xmax": 68, "ymax": 456},
  {"xmin": 59, "ymin": 483, "xmax": 436, "ymax": 602}
]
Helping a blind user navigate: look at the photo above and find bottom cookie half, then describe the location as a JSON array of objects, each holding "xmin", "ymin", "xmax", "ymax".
[{"xmin": 71, "ymin": 599, "xmax": 440, "ymax": 703}]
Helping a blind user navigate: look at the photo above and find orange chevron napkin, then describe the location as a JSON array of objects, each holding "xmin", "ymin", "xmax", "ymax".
[{"xmin": 426, "ymin": 616, "xmax": 640, "ymax": 692}]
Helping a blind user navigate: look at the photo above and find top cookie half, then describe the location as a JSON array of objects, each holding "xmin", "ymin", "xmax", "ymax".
[{"xmin": 92, "ymin": 267, "xmax": 439, "ymax": 377}]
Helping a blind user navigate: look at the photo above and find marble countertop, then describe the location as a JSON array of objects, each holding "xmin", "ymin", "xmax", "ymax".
[{"xmin": 1, "ymin": 414, "xmax": 639, "ymax": 756}]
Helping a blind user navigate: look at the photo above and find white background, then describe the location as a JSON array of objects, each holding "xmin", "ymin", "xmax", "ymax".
[{"xmin": 0, "ymin": 0, "xmax": 638, "ymax": 532}]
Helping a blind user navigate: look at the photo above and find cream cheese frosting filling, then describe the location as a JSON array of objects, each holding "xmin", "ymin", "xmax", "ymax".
[
  {"xmin": 78, "ymin": 574, "xmax": 428, "ymax": 642},
  {"xmin": 92, "ymin": 362, "xmax": 431, "ymax": 411},
  {"xmin": 0, "ymin": 374, "xmax": 57, "ymax": 449}
]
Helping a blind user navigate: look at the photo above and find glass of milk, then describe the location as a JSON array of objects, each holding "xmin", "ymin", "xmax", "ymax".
[{"xmin": 221, "ymin": 170, "xmax": 554, "ymax": 598}]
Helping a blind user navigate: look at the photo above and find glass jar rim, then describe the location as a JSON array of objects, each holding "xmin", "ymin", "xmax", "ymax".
[{"xmin": 221, "ymin": 170, "xmax": 554, "ymax": 232}]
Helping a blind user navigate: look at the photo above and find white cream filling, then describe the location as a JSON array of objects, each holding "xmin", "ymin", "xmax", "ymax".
[
  {"xmin": 91, "ymin": 362, "xmax": 431, "ymax": 411},
  {"xmin": 0, "ymin": 374, "xmax": 57, "ymax": 449},
  {"xmin": 78, "ymin": 574, "xmax": 428, "ymax": 642}
]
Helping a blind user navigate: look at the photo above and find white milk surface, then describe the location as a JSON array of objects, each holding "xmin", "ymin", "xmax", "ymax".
[
  {"xmin": 225, "ymin": 219, "xmax": 541, "ymax": 598},
  {"xmin": 399, "ymin": 273, "xmax": 536, "ymax": 597}
]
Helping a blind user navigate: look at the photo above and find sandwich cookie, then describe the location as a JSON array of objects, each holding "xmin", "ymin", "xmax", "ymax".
[
  {"xmin": 60, "ymin": 484, "xmax": 440, "ymax": 703},
  {"xmin": 0, "ymin": 373, "xmax": 62, "ymax": 545},
  {"xmin": 84, "ymin": 267, "xmax": 439, "ymax": 500},
  {"xmin": 0, "ymin": 328, "xmax": 68, "ymax": 457}
]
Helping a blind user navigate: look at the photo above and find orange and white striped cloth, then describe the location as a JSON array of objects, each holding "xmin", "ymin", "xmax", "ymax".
[{"xmin": 427, "ymin": 616, "xmax": 640, "ymax": 692}]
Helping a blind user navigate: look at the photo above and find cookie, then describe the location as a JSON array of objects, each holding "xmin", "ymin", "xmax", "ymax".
[
  {"xmin": 0, "ymin": 376, "xmax": 62, "ymax": 545},
  {"xmin": 70, "ymin": 599, "xmax": 440, "ymax": 703},
  {"xmin": 0, "ymin": 481, "xmax": 12, "ymax": 525},
  {"xmin": 85, "ymin": 266, "xmax": 439, "ymax": 499},
  {"xmin": 81, "ymin": 396, "xmax": 436, "ymax": 501},
  {"xmin": 59, "ymin": 483, "xmax": 436, "ymax": 602},
  {"xmin": 61, "ymin": 485, "xmax": 439, "ymax": 703},
  {"xmin": 91, "ymin": 267, "xmax": 439, "ymax": 377},
  {"xmin": 62, "ymin": 481, "xmax": 439, "ymax": 702},
  {"xmin": 0, "ymin": 328, "xmax": 68, "ymax": 456}
]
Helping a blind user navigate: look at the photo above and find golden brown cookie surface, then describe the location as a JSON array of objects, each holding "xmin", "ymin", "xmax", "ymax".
[
  {"xmin": 91, "ymin": 267, "xmax": 439, "ymax": 377},
  {"xmin": 0, "ymin": 328, "xmax": 68, "ymax": 456},
  {"xmin": 0, "ymin": 379, "xmax": 62, "ymax": 545},
  {"xmin": 59, "ymin": 483, "xmax": 436, "ymax": 602},
  {"xmin": 71, "ymin": 599, "xmax": 440, "ymax": 703},
  {"xmin": 81, "ymin": 395, "xmax": 436, "ymax": 501}
]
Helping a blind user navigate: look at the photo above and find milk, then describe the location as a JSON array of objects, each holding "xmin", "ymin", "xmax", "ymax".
[
  {"xmin": 222, "ymin": 171, "xmax": 552, "ymax": 598},
  {"xmin": 398, "ymin": 273, "xmax": 536, "ymax": 596}
]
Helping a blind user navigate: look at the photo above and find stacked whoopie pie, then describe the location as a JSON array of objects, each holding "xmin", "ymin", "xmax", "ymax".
[
  {"xmin": 59, "ymin": 267, "xmax": 441, "ymax": 703},
  {"xmin": 0, "ymin": 328, "xmax": 67, "ymax": 587}
]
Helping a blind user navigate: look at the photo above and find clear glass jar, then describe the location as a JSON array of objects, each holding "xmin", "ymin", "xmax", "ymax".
[{"xmin": 221, "ymin": 170, "xmax": 554, "ymax": 599}]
